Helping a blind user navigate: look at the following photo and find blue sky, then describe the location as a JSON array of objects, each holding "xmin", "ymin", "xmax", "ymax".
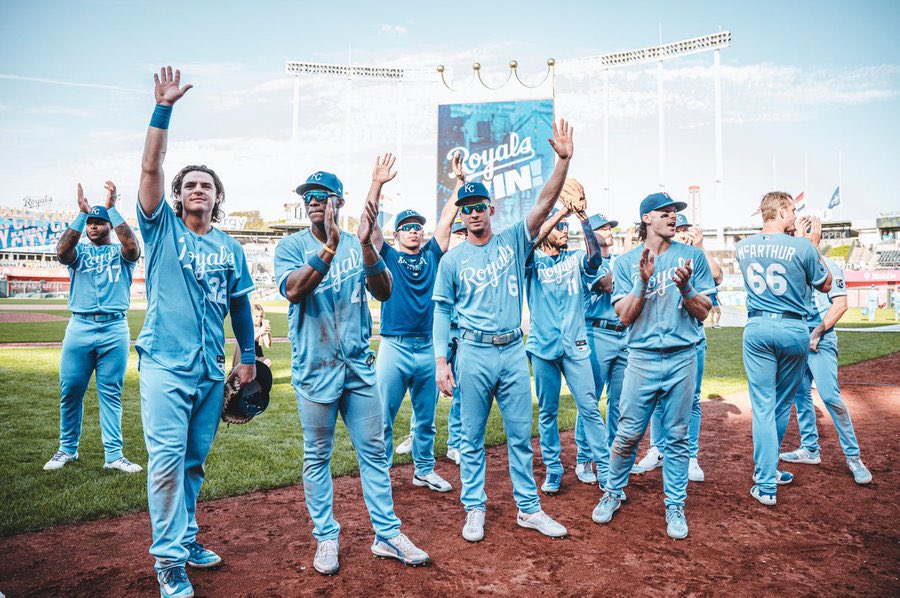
[{"xmin": 1, "ymin": 0, "xmax": 898, "ymax": 227}]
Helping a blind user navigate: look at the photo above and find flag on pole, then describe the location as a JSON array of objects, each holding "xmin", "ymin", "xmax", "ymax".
[
  {"xmin": 828, "ymin": 186, "xmax": 841, "ymax": 209},
  {"xmin": 794, "ymin": 191, "xmax": 806, "ymax": 212}
]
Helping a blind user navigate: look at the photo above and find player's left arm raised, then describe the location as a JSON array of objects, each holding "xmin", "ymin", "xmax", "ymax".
[
  {"xmin": 797, "ymin": 216, "xmax": 832, "ymax": 293},
  {"xmin": 526, "ymin": 118, "xmax": 573, "ymax": 239},
  {"xmin": 433, "ymin": 151, "xmax": 465, "ymax": 252},
  {"xmin": 359, "ymin": 187, "xmax": 392, "ymax": 301},
  {"xmin": 104, "ymin": 181, "xmax": 141, "ymax": 261}
]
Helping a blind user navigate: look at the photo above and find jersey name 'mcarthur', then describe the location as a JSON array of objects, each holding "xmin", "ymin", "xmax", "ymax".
[
  {"xmin": 735, "ymin": 243, "xmax": 797, "ymax": 262},
  {"xmin": 458, "ymin": 243, "xmax": 516, "ymax": 294}
]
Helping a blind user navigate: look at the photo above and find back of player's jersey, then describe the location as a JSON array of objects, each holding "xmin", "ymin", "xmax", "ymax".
[{"xmin": 735, "ymin": 232, "xmax": 827, "ymax": 316}]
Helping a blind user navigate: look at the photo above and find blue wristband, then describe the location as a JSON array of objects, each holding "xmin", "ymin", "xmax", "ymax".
[
  {"xmin": 107, "ymin": 207, "xmax": 125, "ymax": 228},
  {"xmin": 150, "ymin": 104, "xmax": 172, "ymax": 129},
  {"xmin": 680, "ymin": 285, "xmax": 698, "ymax": 300},
  {"xmin": 69, "ymin": 212, "xmax": 87, "ymax": 233},
  {"xmin": 365, "ymin": 258, "xmax": 386, "ymax": 277},
  {"xmin": 308, "ymin": 254, "xmax": 330, "ymax": 275},
  {"xmin": 629, "ymin": 283, "xmax": 646, "ymax": 299}
]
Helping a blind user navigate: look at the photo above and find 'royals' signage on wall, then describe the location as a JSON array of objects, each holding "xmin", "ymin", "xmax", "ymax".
[{"xmin": 437, "ymin": 99, "xmax": 555, "ymax": 232}]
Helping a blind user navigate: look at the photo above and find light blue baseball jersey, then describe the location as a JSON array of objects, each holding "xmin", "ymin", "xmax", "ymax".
[
  {"xmin": 275, "ymin": 229, "xmax": 375, "ymax": 403},
  {"xmin": 612, "ymin": 241, "xmax": 715, "ymax": 350},
  {"xmin": 583, "ymin": 254, "xmax": 621, "ymax": 323},
  {"xmin": 432, "ymin": 219, "xmax": 534, "ymax": 333},
  {"xmin": 735, "ymin": 233, "xmax": 827, "ymax": 315},
  {"xmin": 137, "ymin": 199, "xmax": 254, "ymax": 380},
  {"xmin": 866, "ymin": 288, "xmax": 879, "ymax": 304},
  {"xmin": 808, "ymin": 257, "xmax": 846, "ymax": 328},
  {"xmin": 525, "ymin": 248, "xmax": 595, "ymax": 360},
  {"xmin": 66, "ymin": 242, "xmax": 136, "ymax": 314}
]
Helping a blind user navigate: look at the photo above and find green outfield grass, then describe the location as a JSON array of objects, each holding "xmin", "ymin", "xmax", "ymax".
[
  {"xmin": 834, "ymin": 307, "xmax": 900, "ymax": 328},
  {"xmin": 0, "ymin": 327, "xmax": 897, "ymax": 536}
]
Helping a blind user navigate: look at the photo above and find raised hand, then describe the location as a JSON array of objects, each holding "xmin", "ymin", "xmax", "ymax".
[
  {"xmin": 104, "ymin": 180, "xmax": 118, "ymax": 209},
  {"xmin": 372, "ymin": 152, "xmax": 397, "ymax": 185},
  {"xmin": 639, "ymin": 247, "xmax": 655, "ymax": 283},
  {"xmin": 691, "ymin": 226, "xmax": 704, "ymax": 248},
  {"xmin": 548, "ymin": 118, "xmax": 574, "ymax": 160},
  {"xmin": 794, "ymin": 214, "xmax": 811, "ymax": 238},
  {"xmin": 672, "ymin": 258, "xmax": 693, "ymax": 290},
  {"xmin": 805, "ymin": 216, "xmax": 823, "ymax": 247},
  {"xmin": 76, "ymin": 183, "xmax": 90, "ymax": 214},
  {"xmin": 451, "ymin": 150, "xmax": 465, "ymax": 182},
  {"xmin": 357, "ymin": 197, "xmax": 379, "ymax": 245},
  {"xmin": 324, "ymin": 200, "xmax": 340, "ymax": 249},
  {"xmin": 154, "ymin": 66, "xmax": 193, "ymax": 106}
]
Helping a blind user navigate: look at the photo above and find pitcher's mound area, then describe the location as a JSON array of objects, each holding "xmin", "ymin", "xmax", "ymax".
[{"xmin": 2, "ymin": 354, "xmax": 898, "ymax": 596}]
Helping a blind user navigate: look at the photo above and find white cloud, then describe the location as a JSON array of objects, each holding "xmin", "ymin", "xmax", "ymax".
[
  {"xmin": 378, "ymin": 24, "xmax": 408, "ymax": 35},
  {"xmin": 25, "ymin": 106, "xmax": 97, "ymax": 118},
  {"xmin": 0, "ymin": 73, "xmax": 142, "ymax": 94}
]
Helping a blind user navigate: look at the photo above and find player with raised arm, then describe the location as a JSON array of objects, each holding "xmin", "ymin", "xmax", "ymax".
[
  {"xmin": 592, "ymin": 193, "xmax": 714, "ymax": 540},
  {"xmin": 136, "ymin": 67, "xmax": 258, "ymax": 598},
  {"xmin": 275, "ymin": 162, "xmax": 429, "ymax": 576},
  {"xmin": 44, "ymin": 181, "xmax": 142, "ymax": 474},
  {"xmin": 432, "ymin": 118, "xmax": 575, "ymax": 543},
  {"xmin": 735, "ymin": 192, "xmax": 832, "ymax": 507}
]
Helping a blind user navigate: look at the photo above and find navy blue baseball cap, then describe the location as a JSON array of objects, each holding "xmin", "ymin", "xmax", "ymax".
[
  {"xmin": 296, "ymin": 171, "xmax": 344, "ymax": 197},
  {"xmin": 451, "ymin": 219, "xmax": 467, "ymax": 234},
  {"xmin": 675, "ymin": 213, "xmax": 691, "ymax": 228},
  {"xmin": 395, "ymin": 209, "xmax": 426, "ymax": 227},
  {"xmin": 588, "ymin": 213, "xmax": 618, "ymax": 230},
  {"xmin": 639, "ymin": 192, "xmax": 687, "ymax": 218},
  {"xmin": 87, "ymin": 206, "xmax": 111, "ymax": 222},
  {"xmin": 455, "ymin": 181, "xmax": 491, "ymax": 205}
]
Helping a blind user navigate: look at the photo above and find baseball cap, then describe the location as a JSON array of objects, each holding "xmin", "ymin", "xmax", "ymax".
[
  {"xmin": 451, "ymin": 217, "xmax": 467, "ymax": 234},
  {"xmin": 455, "ymin": 181, "xmax": 491, "ymax": 206},
  {"xmin": 588, "ymin": 213, "xmax": 618, "ymax": 230},
  {"xmin": 395, "ymin": 209, "xmax": 426, "ymax": 227},
  {"xmin": 223, "ymin": 361, "xmax": 273, "ymax": 424},
  {"xmin": 639, "ymin": 192, "xmax": 687, "ymax": 218},
  {"xmin": 296, "ymin": 171, "xmax": 344, "ymax": 197},
  {"xmin": 87, "ymin": 206, "xmax": 111, "ymax": 222},
  {"xmin": 675, "ymin": 213, "xmax": 691, "ymax": 228}
]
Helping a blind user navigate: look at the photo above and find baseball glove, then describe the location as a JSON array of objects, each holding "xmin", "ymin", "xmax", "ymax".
[
  {"xmin": 558, "ymin": 177, "xmax": 586, "ymax": 216},
  {"xmin": 222, "ymin": 361, "xmax": 272, "ymax": 424}
]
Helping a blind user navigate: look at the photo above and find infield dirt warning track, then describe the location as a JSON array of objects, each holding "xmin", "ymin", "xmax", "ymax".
[{"xmin": 2, "ymin": 354, "xmax": 898, "ymax": 597}]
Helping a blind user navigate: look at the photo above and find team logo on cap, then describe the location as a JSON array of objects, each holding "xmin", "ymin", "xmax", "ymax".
[
  {"xmin": 91, "ymin": 207, "xmax": 101, "ymax": 215},
  {"xmin": 313, "ymin": 172, "xmax": 323, "ymax": 180},
  {"xmin": 464, "ymin": 183, "xmax": 475, "ymax": 193}
]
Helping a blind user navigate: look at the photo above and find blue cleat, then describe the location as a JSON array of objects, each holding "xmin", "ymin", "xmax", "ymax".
[
  {"xmin": 371, "ymin": 532, "xmax": 430, "ymax": 566},
  {"xmin": 184, "ymin": 540, "xmax": 222, "ymax": 569},
  {"xmin": 775, "ymin": 470, "xmax": 794, "ymax": 485},
  {"xmin": 541, "ymin": 473, "xmax": 562, "ymax": 494},
  {"xmin": 665, "ymin": 506, "xmax": 689, "ymax": 539},
  {"xmin": 592, "ymin": 493, "xmax": 621, "ymax": 524},
  {"xmin": 158, "ymin": 566, "xmax": 193, "ymax": 598}
]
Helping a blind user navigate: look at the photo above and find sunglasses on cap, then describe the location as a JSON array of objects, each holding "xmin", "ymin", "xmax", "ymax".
[
  {"xmin": 398, "ymin": 223, "xmax": 422, "ymax": 232},
  {"xmin": 555, "ymin": 221, "xmax": 569, "ymax": 231},
  {"xmin": 460, "ymin": 202, "xmax": 490, "ymax": 215},
  {"xmin": 302, "ymin": 190, "xmax": 340, "ymax": 204}
]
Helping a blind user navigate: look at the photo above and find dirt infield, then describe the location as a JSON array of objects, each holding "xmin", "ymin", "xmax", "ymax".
[
  {"xmin": 2, "ymin": 355, "xmax": 898, "ymax": 597},
  {"xmin": 0, "ymin": 312, "xmax": 67, "ymax": 323}
]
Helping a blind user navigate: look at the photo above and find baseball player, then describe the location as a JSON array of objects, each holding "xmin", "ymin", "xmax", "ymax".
[
  {"xmin": 865, "ymin": 284, "xmax": 879, "ymax": 322},
  {"xmin": 633, "ymin": 214, "xmax": 723, "ymax": 482},
  {"xmin": 370, "ymin": 152, "xmax": 462, "ymax": 493},
  {"xmin": 893, "ymin": 286, "xmax": 900, "ymax": 321},
  {"xmin": 709, "ymin": 291, "xmax": 723, "ymax": 328},
  {"xmin": 573, "ymin": 213, "xmax": 625, "ymax": 484},
  {"xmin": 432, "ymin": 118, "xmax": 576, "ymax": 543},
  {"xmin": 780, "ymin": 231, "xmax": 872, "ymax": 484},
  {"xmin": 592, "ymin": 193, "xmax": 714, "ymax": 540},
  {"xmin": 524, "ymin": 202, "xmax": 609, "ymax": 496},
  {"xmin": 275, "ymin": 160, "xmax": 429, "ymax": 576},
  {"xmin": 137, "ymin": 67, "xmax": 259, "ymax": 598},
  {"xmin": 735, "ymin": 193, "xmax": 831, "ymax": 506},
  {"xmin": 44, "ymin": 181, "xmax": 142, "ymax": 473}
]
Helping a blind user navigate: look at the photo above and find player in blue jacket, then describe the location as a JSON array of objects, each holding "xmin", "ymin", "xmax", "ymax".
[
  {"xmin": 137, "ymin": 67, "xmax": 259, "ymax": 598},
  {"xmin": 735, "ymin": 193, "xmax": 831, "ymax": 506},
  {"xmin": 432, "ymin": 118, "xmax": 575, "ymax": 543},
  {"xmin": 592, "ymin": 193, "xmax": 714, "ymax": 540},
  {"xmin": 44, "ymin": 180, "xmax": 142, "ymax": 474}
]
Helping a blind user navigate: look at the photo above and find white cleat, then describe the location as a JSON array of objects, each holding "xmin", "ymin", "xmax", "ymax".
[
  {"xmin": 688, "ymin": 458, "xmax": 705, "ymax": 482},
  {"xmin": 847, "ymin": 457, "xmax": 873, "ymax": 485},
  {"xmin": 413, "ymin": 471, "xmax": 452, "ymax": 493},
  {"xmin": 575, "ymin": 462, "xmax": 597, "ymax": 484},
  {"xmin": 371, "ymin": 532, "xmax": 430, "ymax": 566},
  {"xmin": 313, "ymin": 539, "xmax": 339, "ymax": 575},
  {"xmin": 446, "ymin": 447, "xmax": 461, "ymax": 465},
  {"xmin": 779, "ymin": 448, "xmax": 821, "ymax": 465},
  {"xmin": 43, "ymin": 450, "xmax": 78, "ymax": 471},
  {"xmin": 631, "ymin": 446, "xmax": 663, "ymax": 474},
  {"xmin": 104, "ymin": 456, "xmax": 143, "ymax": 473},
  {"xmin": 517, "ymin": 510, "xmax": 567, "ymax": 538},
  {"xmin": 395, "ymin": 435, "xmax": 413, "ymax": 455},
  {"xmin": 462, "ymin": 509, "xmax": 485, "ymax": 542}
]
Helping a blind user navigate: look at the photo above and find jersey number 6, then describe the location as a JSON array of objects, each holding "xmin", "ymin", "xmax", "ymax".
[{"xmin": 746, "ymin": 263, "xmax": 788, "ymax": 296}]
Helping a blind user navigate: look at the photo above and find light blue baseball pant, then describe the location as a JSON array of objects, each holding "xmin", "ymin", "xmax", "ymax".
[
  {"xmin": 139, "ymin": 354, "xmax": 223, "ymax": 572},
  {"xmin": 530, "ymin": 353, "xmax": 610, "ymax": 483},
  {"xmin": 648, "ymin": 338, "xmax": 707, "ymax": 458},
  {"xmin": 790, "ymin": 330, "xmax": 860, "ymax": 457},
  {"xmin": 457, "ymin": 338, "xmax": 541, "ymax": 514},
  {"xmin": 866, "ymin": 300, "xmax": 877, "ymax": 321},
  {"xmin": 297, "ymin": 370, "xmax": 402, "ymax": 542},
  {"xmin": 58, "ymin": 314, "xmax": 131, "ymax": 462},
  {"xmin": 742, "ymin": 317, "xmax": 810, "ymax": 495},
  {"xmin": 604, "ymin": 347, "xmax": 696, "ymax": 508},
  {"xmin": 377, "ymin": 335, "xmax": 438, "ymax": 476},
  {"xmin": 575, "ymin": 326, "xmax": 628, "ymax": 458}
]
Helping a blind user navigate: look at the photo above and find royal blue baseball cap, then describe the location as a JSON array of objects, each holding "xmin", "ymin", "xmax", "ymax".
[
  {"xmin": 296, "ymin": 171, "xmax": 344, "ymax": 197},
  {"xmin": 455, "ymin": 181, "xmax": 491, "ymax": 205},
  {"xmin": 87, "ymin": 206, "xmax": 111, "ymax": 222},
  {"xmin": 395, "ymin": 209, "xmax": 426, "ymax": 227},
  {"xmin": 451, "ymin": 219, "xmax": 467, "ymax": 234},
  {"xmin": 638, "ymin": 192, "xmax": 687, "ymax": 218},
  {"xmin": 675, "ymin": 213, "xmax": 691, "ymax": 228},
  {"xmin": 588, "ymin": 213, "xmax": 618, "ymax": 230}
]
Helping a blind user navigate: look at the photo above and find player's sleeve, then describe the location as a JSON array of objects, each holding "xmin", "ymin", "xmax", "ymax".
[
  {"xmin": 379, "ymin": 240, "xmax": 397, "ymax": 260},
  {"xmin": 827, "ymin": 261, "xmax": 847, "ymax": 300},
  {"xmin": 802, "ymin": 240, "xmax": 828, "ymax": 286},
  {"xmin": 136, "ymin": 194, "xmax": 173, "ymax": 245},
  {"xmin": 275, "ymin": 235, "xmax": 307, "ymax": 299},
  {"xmin": 583, "ymin": 261, "xmax": 610, "ymax": 293},
  {"xmin": 432, "ymin": 255, "xmax": 455, "ymax": 304},
  {"xmin": 690, "ymin": 248, "xmax": 716, "ymax": 295},
  {"xmin": 68, "ymin": 242, "xmax": 84, "ymax": 270},
  {"xmin": 424, "ymin": 236, "xmax": 445, "ymax": 259},
  {"xmin": 508, "ymin": 219, "xmax": 535, "ymax": 258},
  {"xmin": 611, "ymin": 255, "xmax": 632, "ymax": 304},
  {"xmin": 228, "ymin": 239, "xmax": 255, "ymax": 299}
]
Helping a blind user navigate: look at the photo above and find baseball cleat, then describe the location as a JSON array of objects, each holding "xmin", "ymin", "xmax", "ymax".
[
  {"xmin": 413, "ymin": 471, "xmax": 452, "ymax": 493},
  {"xmin": 370, "ymin": 532, "xmax": 430, "ymax": 566},
  {"xmin": 446, "ymin": 447, "xmax": 461, "ymax": 465},
  {"xmin": 43, "ymin": 450, "xmax": 78, "ymax": 471},
  {"xmin": 517, "ymin": 510, "xmax": 567, "ymax": 538},
  {"xmin": 775, "ymin": 470, "xmax": 794, "ymax": 485},
  {"xmin": 575, "ymin": 462, "xmax": 597, "ymax": 484},
  {"xmin": 846, "ymin": 456, "xmax": 873, "ymax": 485},
  {"xmin": 541, "ymin": 473, "xmax": 562, "ymax": 494},
  {"xmin": 632, "ymin": 446, "xmax": 663, "ymax": 474},
  {"xmin": 184, "ymin": 540, "xmax": 222, "ymax": 569},
  {"xmin": 104, "ymin": 456, "xmax": 143, "ymax": 473},
  {"xmin": 750, "ymin": 485, "xmax": 776, "ymax": 506},
  {"xmin": 779, "ymin": 448, "xmax": 821, "ymax": 465},
  {"xmin": 313, "ymin": 539, "xmax": 339, "ymax": 575},
  {"xmin": 592, "ymin": 494, "xmax": 621, "ymax": 524},
  {"xmin": 395, "ymin": 435, "xmax": 412, "ymax": 455},
  {"xmin": 462, "ymin": 508, "xmax": 485, "ymax": 542},
  {"xmin": 157, "ymin": 565, "xmax": 193, "ymax": 598},
  {"xmin": 688, "ymin": 458, "xmax": 705, "ymax": 483},
  {"xmin": 665, "ymin": 506, "xmax": 689, "ymax": 540}
]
